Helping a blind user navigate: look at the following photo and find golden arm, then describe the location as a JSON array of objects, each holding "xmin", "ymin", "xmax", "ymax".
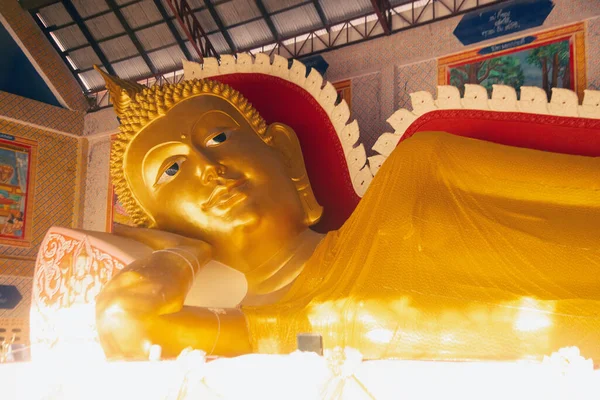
[{"xmin": 96, "ymin": 230, "xmax": 252, "ymax": 360}]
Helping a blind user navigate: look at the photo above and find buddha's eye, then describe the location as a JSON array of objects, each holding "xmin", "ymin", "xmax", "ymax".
[
  {"xmin": 206, "ymin": 131, "xmax": 230, "ymax": 147},
  {"xmin": 156, "ymin": 158, "xmax": 185, "ymax": 186}
]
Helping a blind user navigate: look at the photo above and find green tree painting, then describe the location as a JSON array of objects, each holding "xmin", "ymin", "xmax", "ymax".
[
  {"xmin": 449, "ymin": 39, "xmax": 572, "ymax": 100},
  {"xmin": 525, "ymin": 41, "xmax": 570, "ymax": 99}
]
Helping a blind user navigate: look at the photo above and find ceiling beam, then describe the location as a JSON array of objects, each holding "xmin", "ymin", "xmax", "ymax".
[
  {"xmin": 202, "ymin": 0, "xmax": 237, "ymax": 54},
  {"xmin": 151, "ymin": 0, "xmax": 193, "ymax": 61},
  {"xmin": 311, "ymin": 0, "xmax": 329, "ymax": 32},
  {"xmin": 105, "ymin": 0, "xmax": 158, "ymax": 74},
  {"xmin": 45, "ymin": 0, "xmax": 142, "ymax": 31},
  {"xmin": 19, "ymin": 0, "xmax": 60, "ymax": 10},
  {"xmin": 60, "ymin": 0, "xmax": 116, "ymax": 75},
  {"xmin": 370, "ymin": 0, "xmax": 391, "ymax": 35},
  {"xmin": 254, "ymin": 0, "xmax": 280, "ymax": 41}
]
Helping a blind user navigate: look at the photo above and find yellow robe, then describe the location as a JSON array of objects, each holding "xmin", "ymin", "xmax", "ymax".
[{"xmin": 243, "ymin": 131, "xmax": 600, "ymax": 361}]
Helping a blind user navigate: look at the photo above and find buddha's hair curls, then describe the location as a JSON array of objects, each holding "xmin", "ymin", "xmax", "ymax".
[{"xmin": 108, "ymin": 78, "xmax": 268, "ymax": 227}]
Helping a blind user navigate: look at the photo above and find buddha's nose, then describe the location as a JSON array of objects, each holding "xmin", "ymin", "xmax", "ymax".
[{"xmin": 195, "ymin": 151, "xmax": 226, "ymax": 185}]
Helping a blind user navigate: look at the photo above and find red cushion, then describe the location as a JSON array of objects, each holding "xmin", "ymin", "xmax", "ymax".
[
  {"xmin": 400, "ymin": 110, "xmax": 600, "ymax": 157},
  {"xmin": 213, "ymin": 73, "xmax": 360, "ymax": 232}
]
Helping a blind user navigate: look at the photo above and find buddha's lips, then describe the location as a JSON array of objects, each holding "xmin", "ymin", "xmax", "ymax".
[{"xmin": 203, "ymin": 179, "xmax": 247, "ymax": 210}]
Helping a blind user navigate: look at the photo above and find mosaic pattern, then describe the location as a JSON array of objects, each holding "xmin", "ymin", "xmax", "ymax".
[
  {"xmin": 0, "ymin": 119, "xmax": 79, "ymax": 270},
  {"xmin": 395, "ymin": 60, "xmax": 438, "ymax": 111},
  {"xmin": 0, "ymin": 92, "xmax": 84, "ymax": 136},
  {"xmin": 82, "ymin": 137, "xmax": 110, "ymax": 232},
  {"xmin": 588, "ymin": 18, "xmax": 600, "ymax": 90},
  {"xmin": 351, "ymin": 73, "xmax": 387, "ymax": 156},
  {"xmin": 0, "ymin": 0, "xmax": 88, "ymax": 112}
]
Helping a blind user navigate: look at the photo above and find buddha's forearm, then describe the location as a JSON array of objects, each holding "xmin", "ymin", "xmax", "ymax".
[
  {"xmin": 96, "ymin": 245, "xmax": 253, "ymax": 359},
  {"xmin": 151, "ymin": 307, "xmax": 251, "ymax": 357},
  {"xmin": 98, "ymin": 300, "xmax": 251, "ymax": 359}
]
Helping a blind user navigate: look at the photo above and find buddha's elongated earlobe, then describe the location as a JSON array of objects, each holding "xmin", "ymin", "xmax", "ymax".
[{"xmin": 265, "ymin": 123, "xmax": 323, "ymax": 226}]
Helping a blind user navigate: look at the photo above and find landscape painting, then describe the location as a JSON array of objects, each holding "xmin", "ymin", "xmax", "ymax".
[
  {"xmin": 0, "ymin": 135, "xmax": 36, "ymax": 247},
  {"xmin": 438, "ymin": 23, "xmax": 586, "ymax": 101}
]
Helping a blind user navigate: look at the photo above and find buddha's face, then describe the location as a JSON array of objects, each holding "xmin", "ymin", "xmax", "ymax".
[{"xmin": 124, "ymin": 95, "xmax": 306, "ymax": 269}]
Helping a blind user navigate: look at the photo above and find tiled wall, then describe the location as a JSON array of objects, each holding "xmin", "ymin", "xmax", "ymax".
[
  {"xmin": 0, "ymin": 95, "xmax": 83, "ymax": 344},
  {"xmin": 0, "ymin": 0, "xmax": 88, "ymax": 112},
  {"xmin": 82, "ymin": 136, "xmax": 112, "ymax": 232},
  {"xmin": 324, "ymin": 0, "xmax": 600, "ymax": 151}
]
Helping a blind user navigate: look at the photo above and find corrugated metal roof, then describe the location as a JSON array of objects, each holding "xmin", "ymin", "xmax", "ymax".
[
  {"xmin": 53, "ymin": 25, "xmax": 87, "ymax": 50},
  {"xmin": 193, "ymin": 9, "xmax": 219, "ymax": 33},
  {"xmin": 215, "ymin": 0, "xmax": 262, "ymax": 26},
  {"xmin": 137, "ymin": 24, "xmax": 178, "ymax": 51},
  {"xmin": 37, "ymin": 3, "xmax": 71, "ymax": 27},
  {"xmin": 185, "ymin": 41, "xmax": 201, "ymax": 62},
  {"xmin": 72, "ymin": 0, "xmax": 110, "ymax": 18},
  {"xmin": 207, "ymin": 32, "xmax": 231, "ymax": 53},
  {"xmin": 31, "ymin": 0, "xmax": 498, "ymax": 98},
  {"xmin": 69, "ymin": 46, "xmax": 102, "ymax": 70},
  {"xmin": 79, "ymin": 68, "xmax": 106, "ymax": 91},
  {"xmin": 99, "ymin": 35, "xmax": 139, "ymax": 61},
  {"xmin": 263, "ymin": 0, "xmax": 306, "ymax": 13},
  {"xmin": 158, "ymin": 0, "xmax": 176, "ymax": 17},
  {"xmin": 319, "ymin": 0, "xmax": 373, "ymax": 23},
  {"xmin": 272, "ymin": 4, "xmax": 322, "ymax": 37},
  {"xmin": 148, "ymin": 45, "xmax": 186, "ymax": 71},
  {"xmin": 85, "ymin": 13, "xmax": 125, "ymax": 40},
  {"xmin": 120, "ymin": 0, "xmax": 163, "ymax": 28},
  {"xmin": 112, "ymin": 56, "xmax": 152, "ymax": 80},
  {"xmin": 228, "ymin": 19, "xmax": 273, "ymax": 49}
]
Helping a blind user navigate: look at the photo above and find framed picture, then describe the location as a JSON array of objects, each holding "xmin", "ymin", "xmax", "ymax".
[
  {"xmin": 0, "ymin": 133, "xmax": 37, "ymax": 247},
  {"xmin": 333, "ymin": 79, "xmax": 352, "ymax": 112},
  {"xmin": 438, "ymin": 23, "xmax": 586, "ymax": 101},
  {"xmin": 106, "ymin": 135, "xmax": 135, "ymax": 232}
]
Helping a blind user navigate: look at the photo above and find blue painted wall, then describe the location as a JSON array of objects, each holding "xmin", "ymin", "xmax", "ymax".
[{"xmin": 0, "ymin": 22, "xmax": 62, "ymax": 108}]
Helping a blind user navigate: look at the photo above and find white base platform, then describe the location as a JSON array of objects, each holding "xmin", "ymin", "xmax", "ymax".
[{"xmin": 1, "ymin": 348, "xmax": 599, "ymax": 399}]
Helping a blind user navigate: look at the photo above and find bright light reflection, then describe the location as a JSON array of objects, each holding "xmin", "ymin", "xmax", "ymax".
[{"xmin": 514, "ymin": 297, "xmax": 553, "ymax": 333}]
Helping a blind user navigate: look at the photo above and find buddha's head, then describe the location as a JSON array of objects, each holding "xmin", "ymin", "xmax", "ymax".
[{"xmin": 99, "ymin": 68, "xmax": 322, "ymax": 269}]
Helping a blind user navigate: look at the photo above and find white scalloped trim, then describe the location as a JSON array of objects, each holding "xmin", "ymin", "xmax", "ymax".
[
  {"xmin": 369, "ymin": 84, "xmax": 600, "ymax": 180},
  {"xmin": 182, "ymin": 56, "xmax": 371, "ymax": 197}
]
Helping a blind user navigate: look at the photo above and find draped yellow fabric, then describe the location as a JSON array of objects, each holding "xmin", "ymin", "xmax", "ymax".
[{"xmin": 243, "ymin": 131, "xmax": 600, "ymax": 361}]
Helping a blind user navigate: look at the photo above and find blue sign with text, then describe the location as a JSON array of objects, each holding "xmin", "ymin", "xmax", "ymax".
[
  {"xmin": 478, "ymin": 35, "xmax": 536, "ymax": 55},
  {"xmin": 0, "ymin": 285, "xmax": 22, "ymax": 309},
  {"xmin": 454, "ymin": 0, "xmax": 554, "ymax": 46}
]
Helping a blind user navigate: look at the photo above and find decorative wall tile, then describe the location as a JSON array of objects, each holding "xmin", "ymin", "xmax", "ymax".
[
  {"xmin": 588, "ymin": 18, "xmax": 600, "ymax": 90},
  {"xmin": 0, "ymin": 92, "xmax": 84, "ymax": 136},
  {"xmin": 395, "ymin": 61, "xmax": 438, "ymax": 111},
  {"xmin": 82, "ymin": 137, "xmax": 111, "ymax": 232},
  {"xmin": 0, "ymin": 118, "xmax": 79, "ymax": 274},
  {"xmin": 351, "ymin": 73, "xmax": 387, "ymax": 156}
]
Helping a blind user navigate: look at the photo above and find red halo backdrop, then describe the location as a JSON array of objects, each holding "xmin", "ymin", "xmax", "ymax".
[{"xmin": 212, "ymin": 73, "xmax": 360, "ymax": 233}]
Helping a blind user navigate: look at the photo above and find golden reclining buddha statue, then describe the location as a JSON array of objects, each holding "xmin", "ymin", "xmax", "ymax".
[{"xmin": 92, "ymin": 61, "xmax": 600, "ymax": 363}]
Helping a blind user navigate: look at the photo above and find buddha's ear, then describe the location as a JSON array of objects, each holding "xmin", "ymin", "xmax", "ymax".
[
  {"xmin": 265, "ymin": 123, "xmax": 323, "ymax": 226},
  {"xmin": 94, "ymin": 65, "xmax": 146, "ymax": 120}
]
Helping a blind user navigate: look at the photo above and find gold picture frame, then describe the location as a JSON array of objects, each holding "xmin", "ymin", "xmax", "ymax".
[
  {"xmin": 0, "ymin": 134, "xmax": 37, "ymax": 247},
  {"xmin": 438, "ymin": 22, "xmax": 587, "ymax": 101}
]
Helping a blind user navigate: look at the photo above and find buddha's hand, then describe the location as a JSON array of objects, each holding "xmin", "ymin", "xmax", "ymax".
[
  {"xmin": 96, "ymin": 225, "xmax": 213, "ymax": 356},
  {"xmin": 97, "ymin": 227, "xmax": 251, "ymax": 359}
]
